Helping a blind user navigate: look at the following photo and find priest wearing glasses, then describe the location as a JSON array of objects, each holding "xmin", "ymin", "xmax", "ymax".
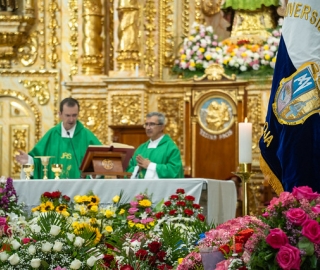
[{"xmin": 127, "ymin": 112, "xmax": 184, "ymax": 179}]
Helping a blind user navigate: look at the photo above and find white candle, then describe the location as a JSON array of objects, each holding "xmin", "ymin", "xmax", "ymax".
[
  {"xmin": 135, "ymin": 64, "xmax": 139, "ymax": 77},
  {"xmin": 239, "ymin": 117, "xmax": 252, "ymax": 163}
]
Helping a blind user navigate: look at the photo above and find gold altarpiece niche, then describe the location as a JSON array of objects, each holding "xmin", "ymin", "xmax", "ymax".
[{"xmin": 11, "ymin": 126, "xmax": 29, "ymax": 177}]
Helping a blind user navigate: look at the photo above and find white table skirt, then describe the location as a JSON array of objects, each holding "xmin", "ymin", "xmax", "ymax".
[{"xmin": 13, "ymin": 178, "xmax": 237, "ymax": 225}]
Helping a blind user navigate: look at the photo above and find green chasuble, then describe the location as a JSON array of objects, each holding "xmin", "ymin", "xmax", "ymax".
[
  {"xmin": 29, "ymin": 120, "xmax": 102, "ymax": 179},
  {"xmin": 126, "ymin": 134, "xmax": 184, "ymax": 179},
  {"xmin": 223, "ymin": 0, "xmax": 279, "ymax": 10}
]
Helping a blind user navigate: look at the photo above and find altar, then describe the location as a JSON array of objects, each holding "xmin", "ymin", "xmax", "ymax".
[{"xmin": 13, "ymin": 178, "xmax": 237, "ymax": 225}]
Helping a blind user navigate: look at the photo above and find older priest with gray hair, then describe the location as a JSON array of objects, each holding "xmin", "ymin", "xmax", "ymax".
[{"xmin": 127, "ymin": 112, "xmax": 184, "ymax": 179}]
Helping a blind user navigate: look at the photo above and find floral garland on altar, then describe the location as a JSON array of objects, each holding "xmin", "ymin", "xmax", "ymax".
[{"xmin": 172, "ymin": 20, "xmax": 282, "ymax": 79}]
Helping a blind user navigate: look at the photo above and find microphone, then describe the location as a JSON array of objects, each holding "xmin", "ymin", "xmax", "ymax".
[{"xmin": 67, "ymin": 131, "xmax": 80, "ymax": 176}]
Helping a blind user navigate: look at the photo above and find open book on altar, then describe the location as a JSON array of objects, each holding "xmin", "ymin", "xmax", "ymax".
[{"xmin": 79, "ymin": 143, "xmax": 135, "ymax": 178}]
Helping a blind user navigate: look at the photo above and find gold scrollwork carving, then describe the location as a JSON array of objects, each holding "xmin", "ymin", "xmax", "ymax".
[
  {"xmin": 47, "ymin": 0, "xmax": 60, "ymax": 68},
  {"xmin": 143, "ymin": 0, "xmax": 156, "ymax": 77},
  {"xmin": 112, "ymin": 95, "xmax": 141, "ymax": 125},
  {"xmin": 194, "ymin": 63, "xmax": 236, "ymax": 81},
  {"xmin": 17, "ymin": 32, "xmax": 38, "ymax": 66},
  {"xmin": 247, "ymin": 95, "xmax": 261, "ymax": 151},
  {"xmin": 182, "ymin": 0, "xmax": 190, "ymax": 37},
  {"xmin": 201, "ymin": 0, "xmax": 222, "ymax": 16},
  {"xmin": 19, "ymin": 79, "xmax": 50, "ymax": 105},
  {"xmin": 68, "ymin": 0, "xmax": 78, "ymax": 78},
  {"xmin": 12, "ymin": 126, "xmax": 28, "ymax": 176}
]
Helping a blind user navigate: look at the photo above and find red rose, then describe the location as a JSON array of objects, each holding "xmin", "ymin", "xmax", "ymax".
[
  {"xmin": 51, "ymin": 191, "xmax": 61, "ymax": 198},
  {"xmin": 235, "ymin": 243, "xmax": 243, "ymax": 253},
  {"xmin": 22, "ymin": 238, "xmax": 32, "ymax": 244},
  {"xmin": 237, "ymin": 229, "xmax": 254, "ymax": 243},
  {"xmin": 105, "ymin": 243, "xmax": 115, "ymax": 250},
  {"xmin": 43, "ymin": 192, "xmax": 52, "ymax": 198},
  {"xmin": 155, "ymin": 212, "xmax": 164, "ymax": 219},
  {"xmin": 197, "ymin": 214, "xmax": 206, "ymax": 221},
  {"xmin": 185, "ymin": 195, "xmax": 195, "ymax": 201},
  {"xmin": 286, "ymin": 208, "xmax": 308, "ymax": 226},
  {"xmin": 266, "ymin": 228, "xmax": 289, "ymax": 249},
  {"xmin": 148, "ymin": 241, "xmax": 162, "ymax": 253},
  {"xmin": 148, "ymin": 255, "xmax": 157, "ymax": 266},
  {"xmin": 120, "ymin": 265, "xmax": 134, "ymax": 270},
  {"xmin": 169, "ymin": 210, "xmax": 177, "ymax": 216},
  {"xmin": 164, "ymin": 201, "xmax": 171, "ymax": 207},
  {"xmin": 135, "ymin": 249, "xmax": 148, "ymax": 260},
  {"xmin": 276, "ymin": 244, "xmax": 301, "ymax": 270},
  {"xmin": 170, "ymin": 195, "xmax": 179, "ymax": 200},
  {"xmin": 158, "ymin": 264, "xmax": 173, "ymax": 269},
  {"xmin": 184, "ymin": 209, "xmax": 194, "ymax": 216},
  {"xmin": 192, "ymin": 203, "xmax": 201, "ymax": 209},
  {"xmin": 157, "ymin": 250, "xmax": 166, "ymax": 261},
  {"xmin": 103, "ymin": 254, "xmax": 115, "ymax": 267},
  {"xmin": 176, "ymin": 189, "xmax": 185, "ymax": 194},
  {"xmin": 177, "ymin": 201, "xmax": 186, "ymax": 207},
  {"xmin": 219, "ymin": 244, "xmax": 230, "ymax": 255},
  {"xmin": 62, "ymin": 195, "xmax": 70, "ymax": 201},
  {"xmin": 302, "ymin": 219, "xmax": 320, "ymax": 244}
]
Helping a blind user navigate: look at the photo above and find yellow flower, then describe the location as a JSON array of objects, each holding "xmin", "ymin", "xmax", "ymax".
[
  {"xmin": 189, "ymin": 61, "xmax": 196, "ymax": 67},
  {"xmin": 41, "ymin": 201, "xmax": 54, "ymax": 212},
  {"xmin": 79, "ymin": 205, "xmax": 87, "ymax": 215},
  {"xmin": 31, "ymin": 205, "xmax": 41, "ymax": 212},
  {"xmin": 139, "ymin": 199, "xmax": 152, "ymax": 207},
  {"xmin": 205, "ymin": 55, "xmax": 211, "ymax": 60},
  {"xmin": 263, "ymin": 45, "xmax": 269, "ymax": 50},
  {"xmin": 199, "ymin": 47, "xmax": 205, "ymax": 53},
  {"xmin": 178, "ymin": 258, "xmax": 184, "ymax": 264},
  {"xmin": 241, "ymin": 52, "xmax": 247, "ymax": 58},
  {"xmin": 188, "ymin": 35, "xmax": 194, "ymax": 41},
  {"xmin": 61, "ymin": 211, "xmax": 70, "ymax": 217},
  {"xmin": 112, "ymin": 195, "xmax": 120, "ymax": 203},
  {"xmin": 148, "ymin": 221, "xmax": 155, "ymax": 227},
  {"xmin": 223, "ymin": 58, "xmax": 229, "ymax": 65},
  {"xmin": 105, "ymin": 210, "xmax": 114, "ymax": 218},
  {"xmin": 81, "ymin": 195, "xmax": 90, "ymax": 203},
  {"xmin": 88, "ymin": 204, "xmax": 98, "ymax": 212},
  {"xmin": 119, "ymin": 209, "xmax": 126, "ymax": 215},
  {"xmin": 136, "ymin": 223, "xmax": 145, "ymax": 230},
  {"xmin": 105, "ymin": 226, "xmax": 113, "ymax": 233},
  {"xmin": 180, "ymin": 54, "xmax": 187, "ymax": 60},
  {"xmin": 128, "ymin": 220, "xmax": 135, "ymax": 227},
  {"xmin": 272, "ymin": 57, "xmax": 276, "ymax": 62},
  {"xmin": 265, "ymin": 54, "xmax": 271, "ymax": 60},
  {"xmin": 89, "ymin": 195, "xmax": 100, "ymax": 205},
  {"xmin": 73, "ymin": 195, "xmax": 82, "ymax": 203}
]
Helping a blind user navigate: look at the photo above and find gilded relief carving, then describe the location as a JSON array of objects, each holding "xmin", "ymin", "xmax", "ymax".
[
  {"xmin": 247, "ymin": 95, "xmax": 261, "ymax": 151},
  {"xmin": 11, "ymin": 126, "xmax": 29, "ymax": 176},
  {"xmin": 68, "ymin": 0, "xmax": 78, "ymax": 78},
  {"xmin": 0, "ymin": 0, "xmax": 18, "ymax": 11},
  {"xmin": 19, "ymin": 79, "xmax": 50, "ymax": 105},
  {"xmin": 48, "ymin": 0, "xmax": 59, "ymax": 68},
  {"xmin": 17, "ymin": 32, "xmax": 38, "ymax": 66},
  {"xmin": 182, "ymin": 0, "xmax": 190, "ymax": 37},
  {"xmin": 82, "ymin": 0, "xmax": 103, "ymax": 74},
  {"xmin": 194, "ymin": 64, "xmax": 236, "ymax": 81},
  {"xmin": 158, "ymin": 97, "xmax": 184, "ymax": 152},
  {"xmin": 78, "ymin": 100, "xmax": 107, "ymax": 143},
  {"xmin": 117, "ymin": 0, "xmax": 140, "ymax": 71},
  {"xmin": 111, "ymin": 95, "xmax": 141, "ymax": 125},
  {"xmin": 143, "ymin": 0, "xmax": 156, "ymax": 77}
]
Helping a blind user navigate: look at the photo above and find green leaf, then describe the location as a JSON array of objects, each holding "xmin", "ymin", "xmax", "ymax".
[{"xmin": 298, "ymin": 237, "xmax": 314, "ymax": 256}]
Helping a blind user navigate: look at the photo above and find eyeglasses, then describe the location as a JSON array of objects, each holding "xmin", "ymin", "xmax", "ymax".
[{"xmin": 143, "ymin": 122, "xmax": 163, "ymax": 128}]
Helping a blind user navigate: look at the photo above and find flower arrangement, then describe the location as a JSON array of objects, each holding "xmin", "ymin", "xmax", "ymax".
[
  {"xmin": 247, "ymin": 186, "xmax": 320, "ymax": 270},
  {"xmin": 0, "ymin": 211, "xmax": 106, "ymax": 270},
  {"xmin": 154, "ymin": 188, "xmax": 206, "ymax": 229},
  {"xmin": 31, "ymin": 190, "xmax": 71, "ymax": 217},
  {"xmin": 173, "ymin": 20, "xmax": 282, "ymax": 78}
]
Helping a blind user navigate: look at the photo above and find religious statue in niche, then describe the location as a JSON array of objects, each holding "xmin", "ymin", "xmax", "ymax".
[
  {"xmin": 201, "ymin": 0, "xmax": 231, "ymax": 40},
  {"xmin": 0, "ymin": 0, "xmax": 18, "ymax": 12}
]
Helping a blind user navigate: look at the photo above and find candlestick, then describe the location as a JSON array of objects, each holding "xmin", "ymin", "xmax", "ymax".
[{"xmin": 238, "ymin": 117, "xmax": 252, "ymax": 164}]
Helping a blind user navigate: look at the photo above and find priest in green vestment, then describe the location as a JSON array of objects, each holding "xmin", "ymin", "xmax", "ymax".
[
  {"xmin": 126, "ymin": 112, "xmax": 184, "ymax": 179},
  {"xmin": 15, "ymin": 98, "xmax": 102, "ymax": 179}
]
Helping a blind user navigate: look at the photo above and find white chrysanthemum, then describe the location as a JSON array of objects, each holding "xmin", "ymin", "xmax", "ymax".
[{"xmin": 240, "ymin": 65, "xmax": 247, "ymax": 72}]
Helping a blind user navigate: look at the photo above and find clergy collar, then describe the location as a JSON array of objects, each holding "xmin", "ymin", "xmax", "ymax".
[
  {"xmin": 148, "ymin": 134, "xmax": 164, "ymax": 148},
  {"xmin": 61, "ymin": 123, "xmax": 77, "ymax": 138}
]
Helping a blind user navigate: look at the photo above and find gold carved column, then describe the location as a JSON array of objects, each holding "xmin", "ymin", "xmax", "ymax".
[
  {"xmin": 81, "ymin": 0, "xmax": 103, "ymax": 75},
  {"xmin": 117, "ymin": 0, "xmax": 140, "ymax": 71}
]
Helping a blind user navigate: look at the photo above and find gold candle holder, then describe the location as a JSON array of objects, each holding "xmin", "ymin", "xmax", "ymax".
[
  {"xmin": 35, "ymin": 156, "xmax": 54, "ymax": 179},
  {"xmin": 232, "ymin": 163, "xmax": 254, "ymax": 216},
  {"xmin": 51, "ymin": 164, "xmax": 63, "ymax": 180},
  {"xmin": 22, "ymin": 164, "xmax": 34, "ymax": 180}
]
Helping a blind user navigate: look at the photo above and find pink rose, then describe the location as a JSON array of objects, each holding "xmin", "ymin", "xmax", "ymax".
[
  {"xmin": 266, "ymin": 228, "xmax": 288, "ymax": 249},
  {"xmin": 302, "ymin": 219, "xmax": 320, "ymax": 243},
  {"xmin": 311, "ymin": 204, "xmax": 320, "ymax": 214},
  {"xmin": 292, "ymin": 186, "xmax": 319, "ymax": 201},
  {"xmin": 128, "ymin": 208, "xmax": 139, "ymax": 214},
  {"xmin": 286, "ymin": 208, "xmax": 308, "ymax": 226},
  {"xmin": 276, "ymin": 244, "xmax": 300, "ymax": 270}
]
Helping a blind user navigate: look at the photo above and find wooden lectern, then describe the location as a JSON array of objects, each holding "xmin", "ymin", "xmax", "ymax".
[{"xmin": 80, "ymin": 144, "xmax": 135, "ymax": 178}]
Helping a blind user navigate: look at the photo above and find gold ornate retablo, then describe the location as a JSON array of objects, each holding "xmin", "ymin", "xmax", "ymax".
[{"xmin": 102, "ymin": 159, "xmax": 114, "ymax": 170}]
